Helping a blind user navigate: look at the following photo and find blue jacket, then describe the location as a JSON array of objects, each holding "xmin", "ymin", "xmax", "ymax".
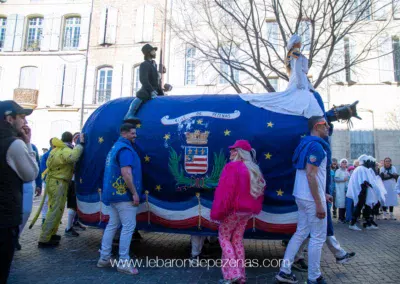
[
  {"xmin": 292, "ymin": 135, "xmax": 331, "ymax": 170},
  {"xmin": 32, "ymin": 144, "xmax": 42, "ymax": 188},
  {"xmin": 103, "ymin": 137, "xmax": 142, "ymax": 205},
  {"xmin": 39, "ymin": 148, "xmax": 52, "ymax": 182}
]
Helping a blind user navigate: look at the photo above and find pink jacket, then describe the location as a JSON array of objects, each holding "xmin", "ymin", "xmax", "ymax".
[{"xmin": 210, "ymin": 161, "xmax": 265, "ymax": 221}]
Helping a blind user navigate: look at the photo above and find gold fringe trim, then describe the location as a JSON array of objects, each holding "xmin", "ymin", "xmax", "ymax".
[
  {"xmin": 98, "ymin": 188, "xmax": 102, "ymax": 223},
  {"xmin": 196, "ymin": 192, "xmax": 201, "ymax": 230},
  {"xmin": 145, "ymin": 191, "xmax": 151, "ymax": 225}
]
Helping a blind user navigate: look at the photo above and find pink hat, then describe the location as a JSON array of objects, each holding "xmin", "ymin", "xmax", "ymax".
[{"xmin": 229, "ymin": 140, "xmax": 252, "ymax": 152}]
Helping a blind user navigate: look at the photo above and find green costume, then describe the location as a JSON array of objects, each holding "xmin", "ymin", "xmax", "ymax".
[{"xmin": 38, "ymin": 138, "xmax": 83, "ymax": 243}]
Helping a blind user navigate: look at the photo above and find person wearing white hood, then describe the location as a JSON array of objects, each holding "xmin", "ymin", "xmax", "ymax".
[
  {"xmin": 334, "ymin": 159, "xmax": 350, "ymax": 223},
  {"xmin": 346, "ymin": 155, "xmax": 386, "ymax": 231},
  {"xmin": 380, "ymin": 157, "xmax": 399, "ymax": 220},
  {"xmin": 239, "ymin": 34, "xmax": 323, "ymax": 118}
]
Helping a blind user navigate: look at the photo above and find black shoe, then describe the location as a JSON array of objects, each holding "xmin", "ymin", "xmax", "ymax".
[
  {"xmin": 275, "ymin": 271, "xmax": 298, "ymax": 283},
  {"xmin": 336, "ymin": 252, "xmax": 356, "ymax": 264},
  {"xmin": 307, "ymin": 275, "xmax": 327, "ymax": 284},
  {"xmin": 133, "ymin": 230, "xmax": 142, "ymax": 240},
  {"xmin": 15, "ymin": 239, "xmax": 22, "ymax": 251},
  {"xmin": 51, "ymin": 234, "xmax": 61, "ymax": 241},
  {"xmin": 38, "ymin": 240, "xmax": 59, "ymax": 248},
  {"xmin": 65, "ymin": 228, "xmax": 79, "ymax": 237},
  {"xmin": 292, "ymin": 259, "xmax": 308, "ymax": 272}
]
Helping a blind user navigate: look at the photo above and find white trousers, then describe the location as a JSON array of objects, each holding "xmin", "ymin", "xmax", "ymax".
[
  {"xmin": 281, "ymin": 198, "xmax": 327, "ymax": 281},
  {"xmin": 190, "ymin": 235, "xmax": 206, "ymax": 257},
  {"xmin": 19, "ymin": 182, "xmax": 34, "ymax": 235},
  {"xmin": 100, "ymin": 202, "xmax": 138, "ymax": 261},
  {"xmin": 295, "ymin": 235, "xmax": 347, "ymax": 261}
]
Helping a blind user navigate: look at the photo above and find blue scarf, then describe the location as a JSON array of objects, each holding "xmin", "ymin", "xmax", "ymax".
[{"xmin": 293, "ymin": 136, "xmax": 332, "ymax": 170}]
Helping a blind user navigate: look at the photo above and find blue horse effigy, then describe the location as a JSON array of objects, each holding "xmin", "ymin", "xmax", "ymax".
[{"xmin": 75, "ymin": 94, "xmax": 358, "ymax": 239}]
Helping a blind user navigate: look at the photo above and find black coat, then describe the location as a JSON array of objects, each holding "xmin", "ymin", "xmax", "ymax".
[
  {"xmin": 0, "ymin": 121, "xmax": 23, "ymax": 228},
  {"xmin": 136, "ymin": 60, "xmax": 164, "ymax": 101}
]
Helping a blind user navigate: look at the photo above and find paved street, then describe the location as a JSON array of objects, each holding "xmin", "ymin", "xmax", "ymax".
[{"xmin": 8, "ymin": 196, "xmax": 400, "ymax": 284}]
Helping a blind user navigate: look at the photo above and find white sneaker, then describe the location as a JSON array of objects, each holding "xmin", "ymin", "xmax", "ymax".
[
  {"xmin": 117, "ymin": 264, "xmax": 139, "ymax": 275},
  {"xmin": 371, "ymin": 225, "xmax": 379, "ymax": 230},
  {"xmin": 384, "ymin": 212, "xmax": 389, "ymax": 220},
  {"xmin": 390, "ymin": 213, "xmax": 397, "ymax": 220},
  {"xmin": 349, "ymin": 224, "xmax": 362, "ymax": 231},
  {"xmin": 97, "ymin": 258, "xmax": 112, "ymax": 268}
]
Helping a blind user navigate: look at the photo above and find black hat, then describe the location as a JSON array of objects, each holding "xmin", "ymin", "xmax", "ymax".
[
  {"xmin": 0, "ymin": 100, "xmax": 33, "ymax": 119},
  {"xmin": 141, "ymin": 44, "xmax": 157, "ymax": 55}
]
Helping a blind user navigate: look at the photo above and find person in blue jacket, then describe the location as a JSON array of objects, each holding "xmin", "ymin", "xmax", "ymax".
[
  {"xmin": 39, "ymin": 139, "xmax": 53, "ymax": 224},
  {"xmin": 97, "ymin": 123, "xmax": 142, "ymax": 275}
]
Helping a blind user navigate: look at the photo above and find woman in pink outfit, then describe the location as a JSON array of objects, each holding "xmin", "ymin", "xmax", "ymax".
[{"xmin": 210, "ymin": 140, "xmax": 265, "ymax": 284}]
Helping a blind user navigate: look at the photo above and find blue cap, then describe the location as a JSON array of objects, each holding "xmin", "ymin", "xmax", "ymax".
[{"xmin": 0, "ymin": 100, "xmax": 33, "ymax": 119}]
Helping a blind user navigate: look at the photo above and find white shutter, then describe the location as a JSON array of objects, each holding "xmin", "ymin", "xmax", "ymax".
[
  {"xmin": 98, "ymin": 7, "xmax": 107, "ymax": 45},
  {"xmin": 135, "ymin": 5, "xmax": 145, "ymax": 43},
  {"xmin": 332, "ymin": 39, "xmax": 346, "ymax": 84},
  {"xmin": 79, "ymin": 13, "xmax": 90, "ymax": 50},
  {"xmin": 111, "ymin": 63, "xmax": 123, "ymax": 99},
  {"xmin": 54, "ymin": 64, "xmax": 66, "ymax": 105},
  {"xmin": 3, "ymin": 14, "xmax": 17, "ymax": 52},
  {"xmin": 105, "ymin": 7, "xmax": 117, "ymax": 44},
  {"xmin": 374, "ymin": 0, "xmax": 390, "ymax": 20},
  {"xmin": 142, "ymin": 5, "xmax": 155, "ymax": 42},
  {"xmin": 19, "ymin": 67, "xmax": 38, "ymax": 89},
  {"xmin": 85, "ymin": 66, "xmax": 96, "ymax": 104},
  {"xmin": 62, "ymin": 65, "xmax": 77, "ymax": 105},
  {"xmin": 378, "ymin": 37, "xmax": 394, "ymax": 83},
  {"xmin": 13, "ymin": 15, "xmax": 25, "ymax": 52},
  {"xmin": 50, "ymin": 16, "xmax": 61, "ymax": 51},
  {"xmin": 41, "ymin": 14, "xmax": 53, "ymax": 51}
]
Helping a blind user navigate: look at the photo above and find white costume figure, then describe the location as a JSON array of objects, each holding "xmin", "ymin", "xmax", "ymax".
[
  {"xmin": 380, "ymin": 165, "xmax": 398, "ymax": 211},
  {"xmin": 346, "ymin": 155, "xmax": 386, "ymax": 230},
  {"xmin": 239, "ymin": 34, "xmax": 323, "ymax": 118},
  {"xmin": 334, "ymin": 159, "xmax": 349, "ymax": 211}
]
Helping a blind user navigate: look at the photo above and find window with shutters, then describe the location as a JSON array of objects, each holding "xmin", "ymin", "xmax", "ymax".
[
  {"xmin": 299, "ymin": 21, "xmax": 311, "ymax": 52},
  {"xmin": 99, "ymin": 7, "xmax": 117, "ymax": 45},
  {"xmin": 132, "ymin": 65, "xmax": 141, "ymax": 95},
  {"xmin": 185, "ymin": 47, "xmax": 196, "ymax": 85},
  {"xmin": 63, "ymin": 16, "xmax": 81, "ymax": 50},
  {"xmin": 0, "ymin": 18, "xmax": 6, "ymax": 51},
  {"xmin": 266, "ymin": 21, "xmax": 279, "ymax": 50},
  {"xmin": 394, "ymin": 37, "xmax": 400, "ymax": 82},
  {"xmin": 19, "ymin": 66, "xmax": 39, "ymax": 89},
  {"xmin": 96, "ymin": 67, "xmax": 113, "ymax": 104},
  {"xmin": 26, "ymin": 17, "xmax": 43, "ymax": 51}
]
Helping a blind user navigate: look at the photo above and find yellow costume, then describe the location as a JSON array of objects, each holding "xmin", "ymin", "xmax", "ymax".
[{"xmin": 38, "ymin": 138, "xmax": 83, "ymax": 243}]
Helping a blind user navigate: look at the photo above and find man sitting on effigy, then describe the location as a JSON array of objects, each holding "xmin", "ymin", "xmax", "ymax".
[
  {"xmin": 347, "ymin": 155, "xmax": 386, "ymax": 231},
  {"xmin": 124, "ymin": 44, "xmax": 172, "ymax": 124}
]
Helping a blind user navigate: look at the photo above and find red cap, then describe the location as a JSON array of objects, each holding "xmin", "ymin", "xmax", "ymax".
[{"xmin": 229, "ymin": 140, "xmax": 252, "ymax": 152}]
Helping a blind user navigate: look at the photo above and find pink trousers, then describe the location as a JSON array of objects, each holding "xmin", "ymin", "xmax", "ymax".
[{"xmin": 218, "ymin": 213, "xmax": 251, "ymax": 282}]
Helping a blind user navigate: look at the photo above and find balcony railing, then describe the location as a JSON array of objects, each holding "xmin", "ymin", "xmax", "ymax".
[{"xmin": 13, "ymin": 88, "xmax": 39, "ymax": 109}]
